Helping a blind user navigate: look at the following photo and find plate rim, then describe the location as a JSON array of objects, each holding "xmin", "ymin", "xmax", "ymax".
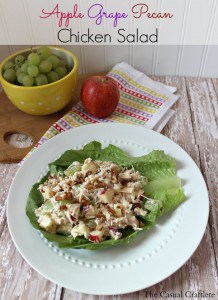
[{"xmin": 6, "ymin": 123, "xmax": 209, "ymax": 295}]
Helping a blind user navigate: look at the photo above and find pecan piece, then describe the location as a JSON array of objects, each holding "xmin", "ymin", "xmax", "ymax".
[
  {"xmin": 107, "ymin": 206, "xmax": 116, "ymax": 217},
  {"xmin": 55, "ymin": 195, "xmax": 62, "ymax": 201},
  {"xmin": 60, "ymin": 205, "xmax": 67, "ymax": 211},
  {"xmin": 81, "ymin": 198, "xmax": 90, "ymax": 206},
  {"xmin": 63, "ymin": 192, "xmax": 72, "ymax": 200}
]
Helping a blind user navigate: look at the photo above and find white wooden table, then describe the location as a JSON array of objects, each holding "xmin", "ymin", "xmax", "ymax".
[{"xmin": 0, "ymin": 77, "xmax": 217, "ymax": 299}]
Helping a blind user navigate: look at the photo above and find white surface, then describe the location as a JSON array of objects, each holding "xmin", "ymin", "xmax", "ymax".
[
  {"xmin": 1, "ymin": 45, "xmax": 218, "ymax": 77},
  {"xmin": 7, "ymin": 123, "xmax": 209, "ymax": 295}
]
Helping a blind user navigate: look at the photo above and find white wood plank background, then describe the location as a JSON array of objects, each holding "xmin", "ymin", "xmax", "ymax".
[
  {"xmin": 1, "ymin": 45, "xmax": 218, "ymax": 77},
  {"xmin": 0, "ymin": 0, "xmax": 218, "ymax": 77},
  {"xmin": 0, "ymin": 76, "xmax": 217, "ymax": 299}
]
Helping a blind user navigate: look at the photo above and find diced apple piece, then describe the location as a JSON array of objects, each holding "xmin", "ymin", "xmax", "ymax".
[
  {"xmin": 84, "ymin": 205, "xmax": 98, "ymax": 219},
  {"xmin": 43, "ymin": 187, "xmax": 53, "ymax": 200},
  {"xmin": 71, "ymin": 221, "xmax": 90, "ymax": 239},
  {"xmin": 109, "ymin": 227, "xmax": 122, "ymax": 240},
  {"xmin": 99, "ymin": 188, "xmax": 114, "ymax": 203},
  {"xmin": 41, "ymin": 200, "xmax": 53, "ymax": 213},
  {"xmin": 39, "ymin": 214, "xmax": 55, "ymax": 232},
  {"xmin": 82, "ymin": 160, "xmax": 98, "ymax": 173},
  {"xmin": 114, "ymin": 204, "xmax": 122, "ymax": 217},
  {"xmin": 89, "ymin": 230, "xmax": 104, "ymax": 243},
  {"xmin": 68, "ymin": 203, "xmax": 81, "ymax": 218}
]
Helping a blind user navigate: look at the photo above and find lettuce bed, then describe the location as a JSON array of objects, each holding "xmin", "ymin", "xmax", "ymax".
[{"xmin": 26, "ymin": 141, "xmax": 186, "ymax": 250}]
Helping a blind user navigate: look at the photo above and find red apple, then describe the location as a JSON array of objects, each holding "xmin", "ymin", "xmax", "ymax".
[
  {"xmin": 89, "ymin": 230, "xmax": 104, "ymax": 243},
  {"xmin": 81, "ymin": 75, "xmax": 120, "ymax": 118}
]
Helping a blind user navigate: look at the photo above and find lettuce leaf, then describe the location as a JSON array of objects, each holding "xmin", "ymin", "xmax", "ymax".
[
  {"xmin": 143, "ymin": 175, "xmax": 185, "ymax": 215},
  {"xmin": 26, "ymin": 141, "xmax": 186, "ymax": 249}
]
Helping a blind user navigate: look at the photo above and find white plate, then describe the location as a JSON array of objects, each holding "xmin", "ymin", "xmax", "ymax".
[{"xmin": 7, "ymin": 124, "xmax": 209, "ymax": 295}]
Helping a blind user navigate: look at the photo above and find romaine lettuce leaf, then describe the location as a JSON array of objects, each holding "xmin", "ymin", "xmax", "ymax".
[
  {"xmin": 26, "ymin": 141, "xmax": 186, "ymax": 249},
  {"xmin": 143, "ymin": 175, "xmax": 185, "ymax": 215}
]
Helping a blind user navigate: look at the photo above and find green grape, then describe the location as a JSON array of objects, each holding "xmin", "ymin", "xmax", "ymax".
[
  {"xmin": 35, "ymin": 73, "xmax": 48, "ymax": 86},
  {"xmin": 22, "ymin": 75, "xmax": 34, "ymax": 86},
  {"xmin": 36, "ymin": 46, "xmax": 52, "ymax": 59},
  {"xmin": 3, "ymin": 47, "xmax": 69, "ymax": 87},
  {"xmin": 64, "ymin": 165, "xmax": 81, "ymax": 176},
  {"xmin": 28, "ymin": 53, "xmax": 41, "ymax": 66},
  {"xmin": 15, "ymin": 55, "xmax": 25, "ymax": 65},
  {"xmin": 14, "ymin": 64, "xmax": 21, "ymax": 71},
  {"xmin": 39, "ymin": 60, "xmax": 52, "ymax": 73},
  {"xmin": 27, "ymin": 65, "xmax": 39, "ymax": 77},
  {"xmin": 21, "ymin": 62, "xmax": 29, "ymax": 73},
  {"xmin": 46, "ymin": 71, "xmax": 59, "ymax": 83},
  {"xmin": 58, "ymin": 59, "xmax": 67, "ymax": 68},
  {"xmin": 17, "ymin": 72, "xmax": 26, "ymax": 84},
  {"xmin": 54, "ymin": 67, "xmax": 68, "ymax": 78},
  {"xmin": 16, "ymin": 68, "xmax": 22, "ymax": 77},
  {"xmin": 47, "ymin": 55, "xmax": 60, "ymax": 68},
  {"xmin": 3, "ymin": 61, "xmax": 14, "ymax": 71},
  {"xmin": 3, "ymin": 69, "xmax": 16, "ymax": 83}
]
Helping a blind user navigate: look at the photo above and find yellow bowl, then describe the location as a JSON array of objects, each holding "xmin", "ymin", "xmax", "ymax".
[{"xmin": 0, "ymin": 47, "xmax": 78, "ymax": 115}]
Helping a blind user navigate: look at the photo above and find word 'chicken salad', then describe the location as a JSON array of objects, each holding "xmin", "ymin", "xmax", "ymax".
[{"xmin": 26, "ymin": 141, "xmax": 186, "ymax": 250}]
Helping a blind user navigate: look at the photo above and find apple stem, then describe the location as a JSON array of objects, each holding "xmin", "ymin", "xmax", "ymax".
[{"xmin": 98, "ymin": 77, "xmax": 108, "ymax": 83}]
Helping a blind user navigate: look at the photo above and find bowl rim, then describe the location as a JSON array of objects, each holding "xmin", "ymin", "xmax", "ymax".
[{"xmin": 0, "ymin": 46, "xmax": 78, "ymax": 89}]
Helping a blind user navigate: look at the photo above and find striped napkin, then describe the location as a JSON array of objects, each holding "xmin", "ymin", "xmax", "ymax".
[{"xmin": 30, "ymin": 62, "xmax": 179, "ymax": 152}]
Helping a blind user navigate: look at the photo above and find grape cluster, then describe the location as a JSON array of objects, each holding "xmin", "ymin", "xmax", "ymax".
[{"xmin": 2, "ymin": 47, "xmax": 69, "ymax": 87}]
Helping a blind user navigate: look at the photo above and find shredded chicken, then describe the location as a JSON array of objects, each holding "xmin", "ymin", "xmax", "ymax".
[{"xmin": 35, "ymin": 158, "xmax": 148, "ymax": 243}]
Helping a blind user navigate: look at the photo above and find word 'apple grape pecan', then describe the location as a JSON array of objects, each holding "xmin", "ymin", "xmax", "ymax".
[{"xmin": 26, "ymin": 141, "xmax": 186, "ymax": 250}]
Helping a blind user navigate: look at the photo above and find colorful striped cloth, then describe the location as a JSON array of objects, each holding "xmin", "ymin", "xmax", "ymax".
[{"xmin": 30, "ymin": 62, "xmax": 179, "ymax": 153}]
